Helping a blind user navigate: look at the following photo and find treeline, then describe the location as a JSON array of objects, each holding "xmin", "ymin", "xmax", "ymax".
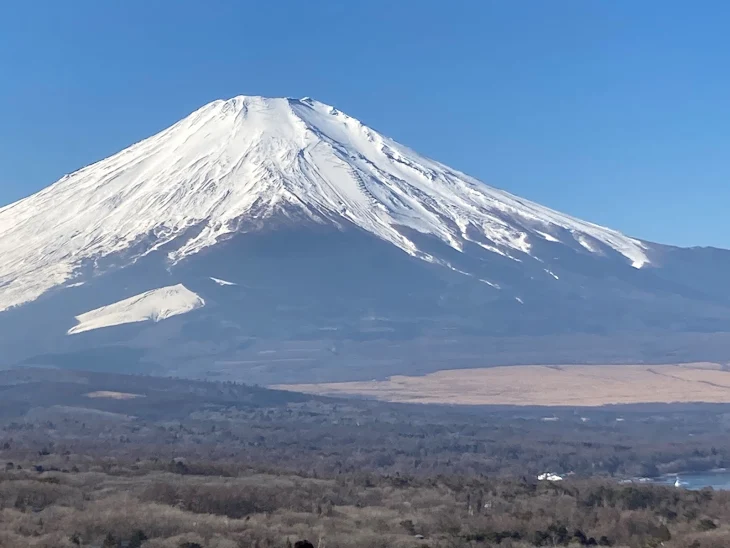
[
  {"xmin": 4, "ymin": 369, "xmax": 730, "ymax": 482},
  {"xmin": 4, "ymin": 398, "xmax": 730, "ymax": 481},
  {"xmin": 1, "ymin": 454, "xmax": 730, "ymax": 547}
]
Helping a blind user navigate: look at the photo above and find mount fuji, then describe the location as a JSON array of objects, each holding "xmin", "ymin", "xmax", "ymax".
[{"xmin": 1, "ymin": 96, "xmax": 729, "ymax": 384}]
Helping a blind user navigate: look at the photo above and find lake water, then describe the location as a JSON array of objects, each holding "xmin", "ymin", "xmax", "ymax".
[{"xmin": 655, "ymin": 470, "xmax": 730, "ymax": 490}]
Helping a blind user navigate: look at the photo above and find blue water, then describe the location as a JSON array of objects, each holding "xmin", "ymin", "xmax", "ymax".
[{"xmin": 656, "ymin": 471, "xmax": 730, "ymax": 490}]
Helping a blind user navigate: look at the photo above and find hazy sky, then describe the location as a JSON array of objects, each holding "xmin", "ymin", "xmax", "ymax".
[{"xmin": 1, "ymin": 0, "xmax": 728, "ymax": 247}]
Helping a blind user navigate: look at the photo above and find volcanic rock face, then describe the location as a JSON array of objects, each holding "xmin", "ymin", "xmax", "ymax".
[{"xmin": 1, "ymin": 96, "xmax": 729, "ymax": 383}]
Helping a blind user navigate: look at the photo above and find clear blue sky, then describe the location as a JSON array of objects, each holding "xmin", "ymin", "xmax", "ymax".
[{"xmin": 1, "ymin": 0, "xmax": 728, "ymax": 247}]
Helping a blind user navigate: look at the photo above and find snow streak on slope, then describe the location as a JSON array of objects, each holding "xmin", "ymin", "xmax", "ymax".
[
  {"xmin": 67, "ymin": 284, "xmax": 204, "ymax": 335},
  {"xmin": 210, "ymin": 277, "xmax": 237, "ymax": 286},
  {"xmin": 0, "ymin": 96, "xmax": 650, "ymax": 312}
]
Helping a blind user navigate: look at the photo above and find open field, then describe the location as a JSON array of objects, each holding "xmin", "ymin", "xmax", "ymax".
[
  {"xmin": 7, "ymin": 367, "xmax": 730, "ymax": 480},
  {"xmin": 275, "ymin": 362, "xmax": 730, "ymax": 406}
]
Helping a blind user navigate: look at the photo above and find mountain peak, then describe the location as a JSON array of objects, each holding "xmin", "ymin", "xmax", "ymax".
[{"xmin": 0, "ymin": 96, "xmax": 650, "ymax": 313}]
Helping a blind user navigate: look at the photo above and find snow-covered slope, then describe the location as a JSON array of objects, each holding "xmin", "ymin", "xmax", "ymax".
[
  {"xmin": 68, "ymin": 284, "xmax": 204, "ymax": 335},
  {"xmin": 0, "ymin": 95, "xmax": 649, "ymax": 313}
]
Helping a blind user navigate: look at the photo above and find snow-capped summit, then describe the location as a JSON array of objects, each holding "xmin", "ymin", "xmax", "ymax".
[
  {"xmin": 0, "ymin": 95, "xmax": 648, "ymax": 313},
  {"xmin": 1, "ymin": 96, "xmax": 729, "ymax": 384}
]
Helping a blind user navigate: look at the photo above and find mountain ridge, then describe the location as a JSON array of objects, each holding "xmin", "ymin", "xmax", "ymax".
[
  {"xmin": 0, "ymin": 95, "xmax": 652, "ymax": 313},
  {"xmin": 1, "ymin": 95, "xmax": 729, "ymax": 384}
]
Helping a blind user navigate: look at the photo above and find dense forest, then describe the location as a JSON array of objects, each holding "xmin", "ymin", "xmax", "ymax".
[
  {"xmin": 2, "ymin": 454, "xmax": 730, "ymax": 547},
  {"xmin": 2, "ymin": 368, "xmax": 730, "ymax": 547}
]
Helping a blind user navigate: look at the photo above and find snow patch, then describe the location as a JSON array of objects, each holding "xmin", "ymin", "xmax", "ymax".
[
  {"xmin": 210, "ymin": 277, "xmax": 237, "ymax": 286},
  {"xmin": 68, "ymin": 284, "xmax": 204, "ymax": 335},
  {"xmin": 576, "ymin": 235, "xmax": 600, "ymax": 253},
  {"xmin": 86, "ymin": 391, "xmax": 144, "ymax": 400},
  {"xmin": 536, "ymin": 231, "xmax": 560, "ymax": 243}
]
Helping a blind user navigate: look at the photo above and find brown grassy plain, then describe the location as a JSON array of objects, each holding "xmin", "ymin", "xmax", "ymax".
[{"xmin": 276, "ymin": 362, "xmax": 730, "ymax": 406}]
